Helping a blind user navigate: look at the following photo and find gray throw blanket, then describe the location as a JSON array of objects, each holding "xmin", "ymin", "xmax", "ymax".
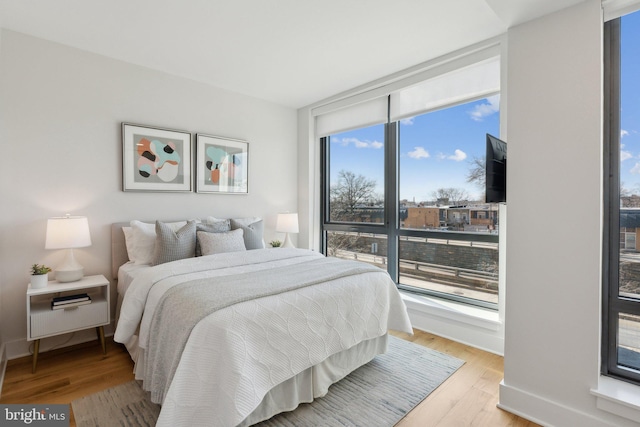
[{"xmin": 143, "ymin": 256, "xmax": 381, "ymax": 404}]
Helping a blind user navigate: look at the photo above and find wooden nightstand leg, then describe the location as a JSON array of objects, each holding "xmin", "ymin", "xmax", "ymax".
[
  {"xmin": 96, "ymin": 326, "xmax": 106, "ymax": 354},
  {"xmin": 32, "ymin": 339, "xmax": 40, "ymax": 373}
]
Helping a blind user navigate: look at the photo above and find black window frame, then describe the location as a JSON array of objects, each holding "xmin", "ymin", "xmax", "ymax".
[
  {"xmin": 602, "ymin": 16, "xmax": 640, "ymax": 385},
  {"xmin": 320, "ymin": 107, "xmax": 500, "ymax": 310}
]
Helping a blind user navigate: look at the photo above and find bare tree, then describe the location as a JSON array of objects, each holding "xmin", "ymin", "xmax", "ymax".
[
  {"xmin": 466, "ymin": 156, "xmax": 486, "ymax": 189},
  {"xmin": 328, "ymin": 170, "xmax": 379, "ymax": 257},
  {"xmin": 431, "ymin": 187, "xmax": 470, "ymax": 206},
  {"xmin": 330, "ymin": 170, "xmax": 378, "ymax": 221},
  {"xmin": 465, "ymin": 156, "xmax": 488, "ymax": 202}
]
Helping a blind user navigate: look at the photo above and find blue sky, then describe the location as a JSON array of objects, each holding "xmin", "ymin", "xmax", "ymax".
[
  {"xmin": 329, "ymin": 95, "xmax": 500, "ymax": 202},
  {"xmin": 621, "ymin": 10, "xmax": 640, "ymax": 195}
]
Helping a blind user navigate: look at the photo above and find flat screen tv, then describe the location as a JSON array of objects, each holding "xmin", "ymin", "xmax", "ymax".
[{"xmin": 485, "ymin": 133, "xmax": 506, "ymax": 203}]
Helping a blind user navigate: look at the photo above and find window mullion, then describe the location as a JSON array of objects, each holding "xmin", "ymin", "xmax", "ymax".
[
  {"xmin": 603, "ymin": 17, "xmax": 622, "ymax": 377},
  {"xmin": 385, "ymin": 121, "xmax": 399, "ymax": 283}
]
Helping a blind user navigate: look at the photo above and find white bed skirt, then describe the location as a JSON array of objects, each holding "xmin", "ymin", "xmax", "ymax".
[
  {"xmin": 239, "ymin": 334, "xmax": 388, "ymax": 426},
  {"xmin": 121, "ymin": 327, "xmax": 388, "ymax": 426}
]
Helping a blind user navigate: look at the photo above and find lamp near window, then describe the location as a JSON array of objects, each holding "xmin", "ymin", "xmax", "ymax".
[
  {"xmin": 45, "ymin": 214, "xmax": 92, "ymax": 282},
  {"xmin": 276, "ymin": 213, "xmax": 299, "ymax": 248}
]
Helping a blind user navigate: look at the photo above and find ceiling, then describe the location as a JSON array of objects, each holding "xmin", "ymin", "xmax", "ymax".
[{"xmin": 0, "ymin": 0, "xmax": 586, "ymax": 108}]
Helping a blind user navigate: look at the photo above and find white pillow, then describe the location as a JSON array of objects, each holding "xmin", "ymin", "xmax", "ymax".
[
  {"xmin": 197, "ymin": 229, "xmax": 246, "ymax": 255},
  {"xmin": 122, "ymin": 226, "xmax": 135, "ymax": 262},
  {"xmin": 129, "ymin": 220, "xmax": 187, "ymax": 265}
]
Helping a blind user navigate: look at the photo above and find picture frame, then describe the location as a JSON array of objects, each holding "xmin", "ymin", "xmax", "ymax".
[
  {"xmin": 122, "ymin": 123, "xmax": 192, "ymax": 192},
  {"xmin": 196, "ymin": 134, "xmax": 249, "ymax": 194}
]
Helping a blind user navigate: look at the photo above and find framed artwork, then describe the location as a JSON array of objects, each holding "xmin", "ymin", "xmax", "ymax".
[
  {"xmin": 122, "ymin": 123, "xmax": 192, "ymax": 192},
  {"xmin": 196, "ymin": 134, "xmax": 248, "ymax": 194}
]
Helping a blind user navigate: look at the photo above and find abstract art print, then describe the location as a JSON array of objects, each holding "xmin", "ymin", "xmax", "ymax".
[
  {"xmin": 196, "ymin": 134, "xmax": 248, "ymax": 194},
  {"xmin": 122, "ymin": 123, "xmax": 192, "ymax": 192}
]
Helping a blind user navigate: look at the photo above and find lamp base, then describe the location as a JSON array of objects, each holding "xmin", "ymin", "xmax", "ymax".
[
  {"xmin": 55, "ymin": 248, "xmax": 85, "ymax": 282},
  {"xmin": 55, "ymin": 268, "xmax": 84, "ymax": 283},
  {"xmin": 282, "ymin": 233, "xmax": 295, "ymax": 248}
]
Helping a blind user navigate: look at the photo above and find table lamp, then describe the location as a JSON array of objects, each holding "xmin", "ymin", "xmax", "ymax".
[
  {"xmin": 276, "ymin": 213, "xmax": 299, "ymax": 248},
  {"xmin": 45, "ymin": 214, "xmax": 92, "ymax": 282}
]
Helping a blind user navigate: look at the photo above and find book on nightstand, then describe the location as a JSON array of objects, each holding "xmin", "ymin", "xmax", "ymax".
[{"xmin": 51, "ymin": 293, "xmax": 92, "ymax": 309}]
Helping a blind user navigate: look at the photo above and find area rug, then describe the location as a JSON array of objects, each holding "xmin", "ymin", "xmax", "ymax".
[{"xmin": 72, "ymin": 336, "xmax": 464, "ymax": 427}]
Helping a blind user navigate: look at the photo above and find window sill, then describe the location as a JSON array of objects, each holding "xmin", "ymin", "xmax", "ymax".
[
  {"xmin": 399, "ymin": 291, "xmax": 504, "ymax": 354},
  {"xmin": 591, "ymin": 375, "xmax": 640, "ymax": 422},
  {"xmin": 400, "ymin": 291, "xmax": 500, "ymax": 331}
]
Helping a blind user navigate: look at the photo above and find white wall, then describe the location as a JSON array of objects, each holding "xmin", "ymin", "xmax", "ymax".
[
  {"xmin": 500, "ymin": 1, "xmax": 639, "ymax": 425},
  {"xmin": 0, "ymin": 30, "xmax": 298, "ymax": 357}
]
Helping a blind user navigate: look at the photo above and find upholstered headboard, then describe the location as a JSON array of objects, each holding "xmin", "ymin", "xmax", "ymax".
[{"xmin": 111, "ymin": 222, "xmax": 131, "ymax": 278}]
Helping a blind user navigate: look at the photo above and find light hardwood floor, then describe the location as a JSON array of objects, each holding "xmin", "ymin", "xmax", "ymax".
[{"xmin": 0, "ymin": 330, "xmax": 539, "ymax": 426}]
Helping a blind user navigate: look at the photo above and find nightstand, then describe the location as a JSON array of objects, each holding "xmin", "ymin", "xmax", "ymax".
[{"xmin": 26, "ymin": 274, "xmax": 110, "ymax": 373}]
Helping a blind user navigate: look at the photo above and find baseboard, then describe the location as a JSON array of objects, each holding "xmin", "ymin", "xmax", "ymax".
[
  {"xmin": 5, "ymin": 321, "xmax": 115, "ymax": 360},
  {"xmin": 0, "ymin": 343, "xmax": 7, "ymax": 398},
  {"xmin": 499, "ymin": 380, "xmax": 629, "ymax": 427}
]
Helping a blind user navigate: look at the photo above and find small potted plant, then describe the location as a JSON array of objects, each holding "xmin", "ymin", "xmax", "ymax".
[
  {"xmin": 30, "ymin": 264, "xmax": 51, "ymax": 289},
  {"xmin": 270, "ymin": 240, "xmax": 282, "ymax": 248}
]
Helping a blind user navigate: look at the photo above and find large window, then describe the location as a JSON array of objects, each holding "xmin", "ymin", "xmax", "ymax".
[
  {"xmin": 397, "ymin": 98, "xmax": 500, "ymax": 306},
  {"xmin": 321, "ymin": 83, "xmax": 501, "ymax": 308},
  {"xmin": 603, "ymin": 10, "xmax": 640, "ymax": 385}
]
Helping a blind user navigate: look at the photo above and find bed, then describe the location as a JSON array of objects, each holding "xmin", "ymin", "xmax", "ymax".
[{"xmin": 111, "ymin": 219, "xmax": 412, "ymax": 427}]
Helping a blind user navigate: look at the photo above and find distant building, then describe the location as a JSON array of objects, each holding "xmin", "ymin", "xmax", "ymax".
[
  {"xmin": 404, "ymin": 207, "xmax": 442, "ymax": 229},
  {"xmin": 621, "ymin": 208, "xmax": 640, "ymax": 251},
  {"xmin": 404, "ymin": 203, "xmax": 499, "ymax": 232},
  {"xmin": 469, "ymin": 204, "xmax": 499, "ymax": 228}
]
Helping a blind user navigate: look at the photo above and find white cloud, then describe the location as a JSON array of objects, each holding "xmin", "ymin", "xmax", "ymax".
[
  {"xmin": 340, "ymin": 137, "xmax": 383, "ymax": 149},
  {"xmin": 448, "ymin": 149, "xmax": 467, "ymax": 161},
  {"xmin": 621, "ymin": 144, "xmax": 633, "ymax": 162},
  {"xmin": 469, "ymin": 94, "xmax": 500, "ymax": 122},
  {"xmin": 353, "ymin": 139, "xmax": 369, "ymax": 148},
  {"xmin": 401, "ymin": 117, "xmax": 415, "ymax": 125},
  {"xmin": 622, "ymin": 129, "xmax": 630, "ymax": 138},
  {"xmin": 631, "ymin": 162, "xmax": 640, "ymax": 175},
  {"xmin": 408, "ymin": 147, "xmax": 429, "ymax": 159},
  {"xmin": 435, "ymin": 150, "xmax": 467, "ymax": 161}
]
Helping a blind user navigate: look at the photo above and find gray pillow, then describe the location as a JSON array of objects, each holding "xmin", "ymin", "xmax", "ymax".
[
  {"xmin": 152, "ymin": 220, "xmax": 196, "ymax": 266},
  {"xmin": 230, "ymin": 218, "xmax": 264, "ymax": 250},
  {"xmin": 195, "ymin": 220, "xmax": 231, "ymax": 256},
  {"xmin": 197, "ymin": 229, "xmax": 246, "ymax": 255}
]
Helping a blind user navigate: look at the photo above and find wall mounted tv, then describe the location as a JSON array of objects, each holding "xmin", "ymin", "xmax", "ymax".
[{"xmin": 485, "ymin": 133, "xmax": 506, "ymax": 203}]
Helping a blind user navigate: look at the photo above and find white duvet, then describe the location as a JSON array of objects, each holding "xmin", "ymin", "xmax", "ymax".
[{"xmin": 114, "ymin": 248, "xmax": 412, "ymax": 426}]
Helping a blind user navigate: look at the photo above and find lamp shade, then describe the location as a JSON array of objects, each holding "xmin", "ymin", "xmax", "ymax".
[
  {"xmin": 276, "ymin": 213, "xmax": 299, "ymax": 233},
  {"xmin": 45, "ymin": 215, "xmax": 92, "ymax": 249}
]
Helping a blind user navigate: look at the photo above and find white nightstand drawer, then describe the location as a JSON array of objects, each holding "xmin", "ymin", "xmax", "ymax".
[{"xmin": 30, "ymin": 299, "xmax": 108, "ymax": 339}]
